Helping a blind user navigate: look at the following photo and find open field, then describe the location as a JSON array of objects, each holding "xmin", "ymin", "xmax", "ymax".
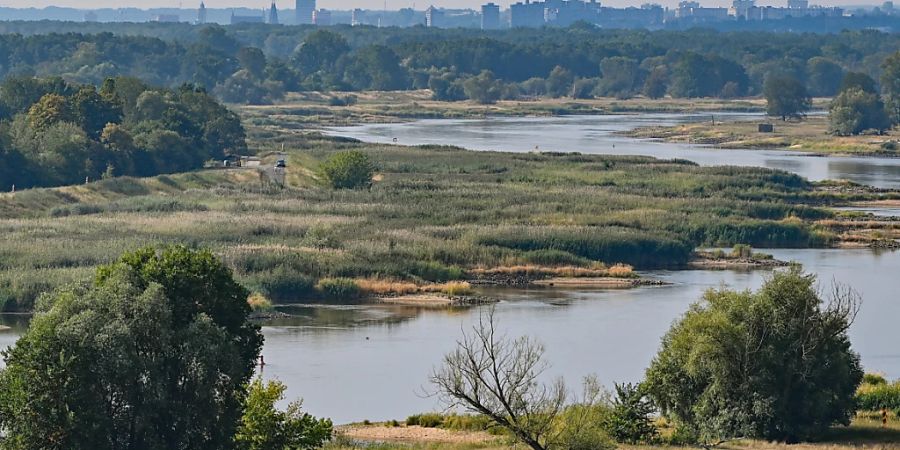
[
  {"xmin": 241, "ymin": 91, "xmax": 782, "ymax": 128},
  {"xmin": 624, "ymin": 116, "xmax": 900, "ymax": 157},
  {"xmin": 330, "ymin": 415, "xmax": 900, "ymax": 450},
  {"xmin": 0, "ymin": 111, "xmax": 895, "ymax": 311}
]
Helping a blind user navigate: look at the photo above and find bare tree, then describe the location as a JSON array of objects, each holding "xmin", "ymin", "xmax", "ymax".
[{"xmin": 430, "ymin": 307, "xmax": 567, "ymax": 450}]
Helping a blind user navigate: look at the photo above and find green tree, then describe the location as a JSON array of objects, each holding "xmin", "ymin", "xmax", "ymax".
[
  {"xmin": 764, "ymin": 75, "xmax": 811, "ymax": 121},
  {"xmin": 840, "ymin": 71, "xmax": 878, "ymax": 95},
  {"xmin": 602, "ymin": 383, "xmax": 658, "ymax": 444},
  {"xmin": 27, "ymin": 93, "xmax": 73, "ymax": 131},
  {"xmin": 881, "ymin": 51, "xmax": 900, "ymax": 125},
  {"xmin": 806, "ymin": 57, "xmax": 844, "ymax": 97},
  {"xmin": 237, "ymin": 47, "xmax": 268, "ymax": 79},
  {"xmin": 546, "ymin": 66, "xmax": 574, "ymax": 98},
  {"xmin": 597, "ymin": 56, "xmax": 640, "ymax": 98},
  {"xmin": 829, "ymin": 87, "xmax": 891, "ymax": 136},
  {"xmin": 645, "ymin": 269, "xmax": 863, "ymax": 444},
  {"xmin": 70, "ymin": 86, "xmax": 123, "ymax": 139},
  {"xmin": 292, "ymin": 30, "xmax": 350, "ymax": 75},
  {"xmin": 463, "ymin": 70, "xmax": 502, "ymax": 104},
  {"xmin": 643, "ymin": 66, "xmax": 668, "ymax": 99},
  {"xmin": 235, "ymin": 379, "xmax": 333, "ymax": 450},
  {"xmin": 0, "ymin": 246, "xmax": 263, "ymax": 450},
  {"xmin": 319, "ymin": 150, "xmax": 374, "ymax": 189}
]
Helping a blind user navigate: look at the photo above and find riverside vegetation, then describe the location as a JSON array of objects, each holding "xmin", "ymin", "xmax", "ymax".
[{"xmin": 1, "ymin": 110, "xmax": 896, "ymax": 311}]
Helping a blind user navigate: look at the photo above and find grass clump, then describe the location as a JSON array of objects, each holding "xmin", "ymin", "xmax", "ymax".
[
  {"xmin": 856, "ymin": 376, "xmax": 900, "ymax": 412},
  {"xmin": 247, "ymin": 292, "xmax": 274, "ymax": 312},
  {"xmin": 316, "ymin": 278, "xmax": 361, "ymax": 301},
  {"xmin": 405, "ymin": 413, "xmax": 445, "ymax": 428}
]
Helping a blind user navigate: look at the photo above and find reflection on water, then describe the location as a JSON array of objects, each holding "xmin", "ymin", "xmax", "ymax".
[
  {"xmin": 2, "ymin": 248, "xmax": 899, "ymax": 424},
  {"xmin": 327, "ymin": 114, "xmax": 900, "ymax": 189}
]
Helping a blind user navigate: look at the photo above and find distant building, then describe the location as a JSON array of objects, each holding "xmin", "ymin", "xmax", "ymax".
[
  {"xmin": 675, "ymin": 1, "xmax": 728, "ymax": 20},
  {"xmin": 197, "ymin": 1, "xmax": 207, "ymax": 24},
  {"xmin": 268, "ymin": 1, "xmax": 279, "ymax": 24},
  {"xmin": 231, "ymin": 10, "xmax": 264, "ymax": 24},
  {"xmin": 351, "ymin": 8, "xmax": 365, "ymax": 25},
  {"xmin": 425, "ymin": 6, "xmax": 443, "ymax": 27},
  {"xmin": 154, "ymin": 14, "xmax": 180, "ymax": 23},
  {"xmin": 312, "ymin": 9, "xmax": 332, "ymax": 25},
  {"xmin": 296, "ymin": 0, "xmax": 315, "ymax": 24},
  {"xmin": 84, "ymin": 11, "xmax": 98, "ymax": 22},
  {"xmin": 730, "ymin": 0, "xmax": 755, "ymax": 19},
  {"xmin": 787, "ymin": 0, "xmax": 809, "ymax": 10},
  {"xmin": 481, "ymin": 3, "xmax": 501, "ymax": 29},
  {"xmin": 510, "ymin": 0, "xmax": 545, "ymax": 27},
  {"xmin": 599, "ymin": 4, "xmax": 665, "ymax": 26}
]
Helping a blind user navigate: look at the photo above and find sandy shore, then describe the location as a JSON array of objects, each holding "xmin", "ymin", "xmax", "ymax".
[
  {"xmin": 688, "ymin": 258, "xmax": 790, "ymax": 270},
  {"xmin": 338, "ymin": 424, "xmax": 496, "ymax": 444},
  {"xmin": 530, "ymin": 277, "xmax": 645, "ymax": 289},
  {"xmin": 376, "ymin": 294, "xmax": 456, "ymax": 307},
  {"xmin": 0, "ymin": 325, "xmax": 9, "ymax": 332}
]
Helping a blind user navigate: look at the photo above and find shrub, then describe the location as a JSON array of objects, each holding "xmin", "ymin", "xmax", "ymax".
[
  {"xmin": 440, "ymin": 281, "xmax": 473, "ymax": 296},
  {"xmin": 316, "ymin": 277, "xmax": 360, "ymax": 301},
  {"xmin": 248, "ymin": 265, "xmax": 316, "ymax": 302},
  {"xmin": 319, "ymin": 150, "xmax": 374, "ymax": 189},
  {"xmin": 730, "ymin": 243, "xmax": 753, "ymax": 258},
  {"xmin": 856, "ymin": 380, "xmax": 900, "ymax": 411},
  {"xmin": 863, "ymin": 373, "xmax": 888, "ymax": 386},
  {"xmin": 247, "ymin": 292, "xmax": 273, "ymax": 311},
  {"xmin": 602, "ymin": 383, "xmax": 659, "ymax": 444},
  {"xmin": 405, "ymin": 413, "xmax": 444, "ymax": 428}
]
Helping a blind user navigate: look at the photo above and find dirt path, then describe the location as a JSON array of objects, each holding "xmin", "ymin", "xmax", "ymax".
[{"xmin": 338, "ymin": 424, "xmax": 497, "ymax": 444}]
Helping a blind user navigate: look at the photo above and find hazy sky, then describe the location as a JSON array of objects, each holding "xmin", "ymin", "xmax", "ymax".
[{"xmin": 0, "ymin": 0, "xmax": 871, "ymax": 10}]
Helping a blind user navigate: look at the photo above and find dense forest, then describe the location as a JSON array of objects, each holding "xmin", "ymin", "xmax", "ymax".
[
  {"xmin": 0, "ymin": 23, "xmax": 898, "ymax": 104},
  {"xmin": 0, "ymin": 76, "xmax": 245, "ymax": 189}
]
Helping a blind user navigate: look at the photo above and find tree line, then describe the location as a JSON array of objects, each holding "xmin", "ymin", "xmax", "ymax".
[
  {"xmin": 0, "ymin": 25, "xmax": 898, "ymax": 104},
  {"xmin": 0, "ymin": 76, "xmax": 245, "ymax": 190}
]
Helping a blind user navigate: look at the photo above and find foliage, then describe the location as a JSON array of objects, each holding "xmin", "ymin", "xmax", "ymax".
[
  {"xmin": 806, "ymin": 57, "xmax": 844, "ymax": 97},
  {"xmin": 645, "ymin": 269, "xmax": 863, "ymax": 444},
  {"xmin": 235, "ymin": 378, "xmax": 333, "ymax": 450},
  {"xmin": 855, "ymin": 379, "xmax": 900, "ymax": 412},
  {"xmin": 601, "ymin": 383, "xmax": 659, "ymax": 444},
  {"xmin": 829, "ymin": 87, "xmax": 891, "ymax": 136},
  {"xmin": 463, "ymin": 70, "xmax": 502, "ymax": 105},
  {"xmin": 0, "ymin": 245, "xmax": 263, "ymax": 450},
  {"xmin": 1, "ymin": 76, "xmax": 246, "ymax": 189},
  {"xmin": 319, "ymin": 150, "xmax": 374, "ymax": 189},
  {"xmin": 315, "ymin": 278, "xmax": 361, "ymax": 301},
  {"xmin": 764, "ymin": 75, "xmax": 811, "ymax": 121},
  {"xmin": 881, "ymin": 50, "xmax": 900, "ymax": 125},
  {"xmin": 405, "ymin": 413, "xmax": 445, "ymax": 428},
  {"xmin": 546, "ymin": 66, "xmax": 574, "ymax": 98}
]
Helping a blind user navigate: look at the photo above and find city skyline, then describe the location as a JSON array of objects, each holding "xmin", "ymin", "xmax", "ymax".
[{"xmin": 0, "ymin": 0, "xmax": 882, "ymax": 11}]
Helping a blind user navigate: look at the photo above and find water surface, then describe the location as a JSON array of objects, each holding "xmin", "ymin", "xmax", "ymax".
[{"xmin": 328, "ymin": 114, "xmax": 900, "ymax": 189}]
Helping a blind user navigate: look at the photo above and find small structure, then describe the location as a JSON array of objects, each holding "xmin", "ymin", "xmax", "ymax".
[{"xmin": 758, "ymin": 123, "xmax": 775, "ymax": 133}]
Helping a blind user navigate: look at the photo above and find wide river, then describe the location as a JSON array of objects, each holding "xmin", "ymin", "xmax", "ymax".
[
  {"xmin": 328, "ymin": 113, "xmax": 900, "ymax": 189},
  {"xmin": 2, "ymin": 113, "xmax": 899, "ymax": 425}
]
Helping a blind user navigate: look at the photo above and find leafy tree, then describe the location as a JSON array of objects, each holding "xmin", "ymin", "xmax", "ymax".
[
  {"xmin": 643, "ymin": 66, "xmax": 668, "ymax": 99},
  {"xmin": 319, "ymin": 150, "xmax": 374, "ymax": 189},
  {"xmin": 645, "ymin": 269, "xmax": 863, "ymax": 444},
  {"xmin": 840, "ymin": 71, "xmax": 878, "ymax": 95},
  {"xmin": 237, "ymin": 47, "xmax": 268, "ymax": 79},
  {"xmin": 292, "ymin": 30, "xmax": 350, "ymax": 76},
  {"xmin": 428, "ymin": 72, "xmax": 466, "ymax": 101},
  {"xmin": 764, "ymin": 75, "xmax": 811, "ymax": 121},
  {"xmin": 881, "ymin": 51, "xmax": 900, "ymax": 125},
  {"xmin": 70, "ymin": 85, "xmax": 123, "ymax": 138},
  {"xmin": 602, "ymin": 383, "xmax": 659, "ymax": 445},
  {"xmin": 829, "ymin": 87, "xmax": 891, "ymax": 136},
  {"xmin": 571, "ymin": 78, "xmax": 597, "ymax": 99},
  {"xmin": 546, "ymin": 66, "xmax": 574, "ymax": 98},
  {"xmin": 27, "ymin": 93, "xmax": 73, "ymax": 130},
  {"xmin": 235, "ymin": 379, "xmax": 333, "ymax": 450},
  {"xmin": 806, "ymin": 57, "xmax": 844, "ymax": 97},
  {"xmin": 597, "ymin": 56, "xmax": 640, "ymax": 98},
  {"xmin": 463, "ymin": 70, "xmax": 502, "ymax": 104},
  {"xmin": 343, "ymin": 46, "xmax": 408, "ymax": 91},
  {"xmin": 0, "ymin": 246, "xmax": 263, "ymax": 450}
]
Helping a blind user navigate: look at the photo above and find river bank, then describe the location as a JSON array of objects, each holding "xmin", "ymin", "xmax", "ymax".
[
  {"xmin": 622, "ymin": 116, "xmax": 900, "ymax": 157},
  {"xmin": 240, "ymin": 90, "xmax": 776, "ymax": 128}
]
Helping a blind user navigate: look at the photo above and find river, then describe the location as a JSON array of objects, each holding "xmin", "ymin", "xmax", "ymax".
[
  {"xmin": 327, "ymin": 113, "xmax": 900, "ymax": 189},
  {"xmin": 1, "ymin": 113, "xmax": 899, "ymax": 425}
]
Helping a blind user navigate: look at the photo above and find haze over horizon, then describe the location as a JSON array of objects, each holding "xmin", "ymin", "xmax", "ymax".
[{"xmin": 0, "ymin": 0, "xmax": 877, "ymax": 11}]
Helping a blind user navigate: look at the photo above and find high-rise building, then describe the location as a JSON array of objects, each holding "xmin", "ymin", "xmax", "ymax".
[
  {"xmin": 425, "ymin": 6, "xmax": 443, "ymax": 27},
  {"xmin": 312, "ymin": 9, "xmax": 332, "ymax": 25},
  {"xmin": 510, "ymin": 1, "xmax": 545, "ymax": 28},
  {"xmin": 197, "ymin": 2, "xmax": 207, "ymax": 24},
  {"xmin": 269, "ymin": 1, "xmax": 279, "ymax": 24},
  {"xmin": 787, "ymin": 0, "xmax": 808, "ymax": 9},
  {"xmin": 481, "ymin": 3, "xmax": 501, "ymax": 29},
  {"xmin": 351, "ymin": 8, "xmax": 365, "ymax": 25},
  {"xmin": 296, "ymin": 0, "xmax": 315, "ymax": 24}
]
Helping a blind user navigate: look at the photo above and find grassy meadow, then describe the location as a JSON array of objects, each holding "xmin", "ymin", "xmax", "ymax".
[
  {"xmin": 0, "ymin": 111, "xmax": 891, "ymax": 311},
  {"xmin": 624, "ymin": 115, "xmax": 900, "ymax": 156}
]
